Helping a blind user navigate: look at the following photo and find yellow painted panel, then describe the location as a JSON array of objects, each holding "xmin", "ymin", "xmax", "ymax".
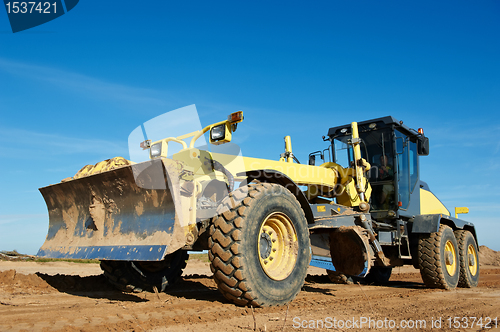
[
  {"xmin": 420, "ymin": 189, "xmax": 450, "ymax": 216},
  {"xmin": 178, "ymin": 151, "xmax": 339, "ymax": 188},
  {"xmin": 172, "ymin": 149, "xmax": 371, "ymax": 204}
]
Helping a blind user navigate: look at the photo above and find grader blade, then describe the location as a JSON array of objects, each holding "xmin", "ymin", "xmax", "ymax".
[
  {"xmin": 329, "ymin": 226, "xmax": 373, "ymax": 277},
  {"xmin": 37, "ymin": 158, "xmax": 188, "ymax": 261}
]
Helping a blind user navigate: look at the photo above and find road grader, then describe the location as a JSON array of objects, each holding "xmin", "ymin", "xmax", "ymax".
[{"xmin": 38, "ymin": 107, "xmax": 480, "ymax": 307}]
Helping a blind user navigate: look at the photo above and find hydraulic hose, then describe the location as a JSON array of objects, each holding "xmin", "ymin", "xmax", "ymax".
[{"xmin": 207, "ymin": 158, "xmax": 235, "ymax": 192}]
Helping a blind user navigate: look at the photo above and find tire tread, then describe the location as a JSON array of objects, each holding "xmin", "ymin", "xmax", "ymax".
[
  {"xmin": 454, "ymin": 230, "xmax": 479, "ymax": 288},
  {"xmin": 209, "ymin": 182, "xmax": 307, "ymax": 307},
  {"xmin": 418, "ymin": 224, "xmax": 458, "ymax": 290}
]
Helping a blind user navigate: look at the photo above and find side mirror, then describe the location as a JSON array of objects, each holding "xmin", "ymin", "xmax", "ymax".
[{"xmin": 417, "ymin": 137, "xmax": 430, "ymax": 156}]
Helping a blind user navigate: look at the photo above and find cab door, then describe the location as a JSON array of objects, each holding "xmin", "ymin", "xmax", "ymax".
[{"xmin": 395, "ymin": 130, "xmax": 419, "ymax": 212}]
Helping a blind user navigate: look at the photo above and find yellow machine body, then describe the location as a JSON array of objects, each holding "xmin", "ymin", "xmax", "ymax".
[{"xmin": 38, "ymin": 111, "xmax": 369, "ymax": 261}]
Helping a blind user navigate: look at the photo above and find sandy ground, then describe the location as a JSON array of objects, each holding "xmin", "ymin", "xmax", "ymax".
[{"xmin": 0, "ymin": 258, "xmax": 499, "ymax": 332}]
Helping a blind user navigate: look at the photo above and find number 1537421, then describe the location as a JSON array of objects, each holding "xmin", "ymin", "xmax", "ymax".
[{"xmin": 5, "ymin": 2, "xmax": 57, "ymax": 14}]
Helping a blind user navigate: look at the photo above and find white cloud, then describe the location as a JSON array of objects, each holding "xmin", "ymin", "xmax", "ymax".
[
  {"xmin": 0, "ymin": 57, "xmax": 261, "ymax": 129},
  {"xmin": 426, "ymin": 122, "xmax": 500, "ymax": 151},
  {"xmin": 0, "ymin": 126, "xmax": 127, "ymax": 158},
  {"xmin": 0, "ymin": 57, "xmax": 179, "ymax": 109},
  {"xmin": 0, "ymin": 214, "xmax": 48, "ymax": 225}
]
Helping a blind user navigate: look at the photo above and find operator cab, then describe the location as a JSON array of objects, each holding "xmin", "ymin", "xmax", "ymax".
[{"xmin": 325, "ymin": 116, "xmax": 429, "ymax": 220}]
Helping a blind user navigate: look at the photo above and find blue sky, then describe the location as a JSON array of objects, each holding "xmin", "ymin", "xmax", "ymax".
[{"xmin": 0, "ymin": 1, "xmax": 499, "ymax": 254}]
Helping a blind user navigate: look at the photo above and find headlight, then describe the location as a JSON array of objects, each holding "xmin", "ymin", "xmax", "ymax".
[
  {"xmin": 150, "ymin": 143, "xmax": 162, "ymax": 157},
  {"xmin": 210, "ymin": 124, "xmax": 226, "ymax": 141}
]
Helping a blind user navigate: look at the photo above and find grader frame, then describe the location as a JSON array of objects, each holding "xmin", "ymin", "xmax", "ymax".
[{"xmin": 38, "ymin": 109, "xmax": 480, "ymax": 306}]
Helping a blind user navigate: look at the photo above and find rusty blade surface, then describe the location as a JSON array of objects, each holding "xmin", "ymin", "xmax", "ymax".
[
  {"xmin": 37, "ymin": 159, "xmax": 184, "ymax": 261},
  {"xmin": 329, "ymin": 226, "xmax": 372, "ymax": 277}
]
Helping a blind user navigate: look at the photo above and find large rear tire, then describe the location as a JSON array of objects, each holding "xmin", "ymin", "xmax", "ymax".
[
  {"xmin": 209, "ymin": 182, "xmax": 310, "ymax": 307},
  {"xmin": 100, "ymin": 250, "xmax": 188, "ymax": 293},
  {"xmin": 454, "ymin": 230, "xmax": 479, "ymax": 288},
  {"xmin": 418, "ymin": 224, "xmax": 459, "ymax": 289}
]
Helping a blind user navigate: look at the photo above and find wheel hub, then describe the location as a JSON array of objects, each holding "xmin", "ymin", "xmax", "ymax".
[
  {"xmin": 259, "ymin": 232, "xmax": 273, "ymax": 260},
  {"xmin": 257, "ymin": 212, "xmax": 298, "ymax": 281},
  {"xmin": 468, "ymin": 254, "xmax": 475, "ymax": 266},
  {"xmin": 444, "ymin": 240, "xmax": 457, "ymax": 276},
  {"xmin": 445, "ymin": 251, "xmax": 454, "ymax": 265},
  {"xmin": 467, "ymin": 244, "xmax": 478, "ymax": 275}
]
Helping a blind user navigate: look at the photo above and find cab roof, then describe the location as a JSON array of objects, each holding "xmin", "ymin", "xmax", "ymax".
[{"xmin": 326, "ymin": 116, "xmax": 422, "ymax": 139}]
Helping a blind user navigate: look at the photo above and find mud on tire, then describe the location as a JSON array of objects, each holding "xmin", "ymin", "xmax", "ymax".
[
  {"xmin": 100, "ymin": 250, "xmax": 188, "ymax": 293},
  {"xmin": 208, "ymin": 182, "xmax": 311, "ymax": 307},
  {"xmin": 418, "ymin": 224, "xmax": 459, "ymax": 290},
  {"xmin": 454, "ymin": 230, "xmax": 479, "ymax": 288}
]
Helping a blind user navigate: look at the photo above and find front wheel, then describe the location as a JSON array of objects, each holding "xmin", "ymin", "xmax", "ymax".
[
  {"xmin": 209, "ymin": 182, "xmax": 311, "ymax": 307},
  {"xmin": 418, "ymin": 224, "xmax": 459, "ymax": 289},
  {"xmin": 100, "ymin": 250, "xmax": 189, "ymax": 293}
]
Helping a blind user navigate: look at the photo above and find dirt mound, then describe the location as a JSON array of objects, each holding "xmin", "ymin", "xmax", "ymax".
[
  {"xmin": 479, "ymin": 245, "xmax": 500, "ymax": 266},
  {"xmin": 0, "ymin": 251, "xmax": 35, "ymax": 261},
  {"xmin": 1, "ymin": 260, "xmax": 500, "ymax": 332},
  {"xmin": 0, "ymin": 269, "xmax": 55, "ymax": 293},
  {"xmin": 0, "ymin": 269, "xmax": 113, "ymax": 293},
  {"xmin": 36, "ymin": 273, "xmax": 113, "ymax": 292}
]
